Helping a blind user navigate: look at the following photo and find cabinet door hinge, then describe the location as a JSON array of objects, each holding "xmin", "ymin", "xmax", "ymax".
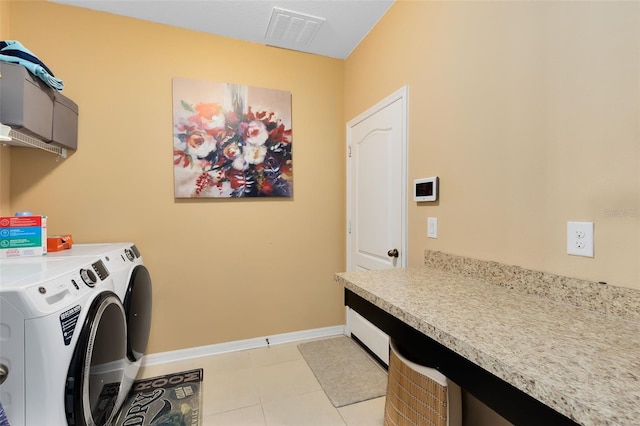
[{"xmin": 348, "ymin": 146, "xmax": 351, "ymax": 158}]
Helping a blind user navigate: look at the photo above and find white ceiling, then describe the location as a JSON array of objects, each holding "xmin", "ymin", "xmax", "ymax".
[{"xmin": 49, "ymin": 0, "xmax": 395, "ymax": 59}]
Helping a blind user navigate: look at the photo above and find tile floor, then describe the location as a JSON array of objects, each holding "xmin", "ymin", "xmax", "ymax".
[{"xmin": 137, "ymin": 338, "xmax": 387, "ymax": 426}]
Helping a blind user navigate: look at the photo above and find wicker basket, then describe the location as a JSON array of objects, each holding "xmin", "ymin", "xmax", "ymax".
[{"xmin": 384, "ymin": 340, "xmax": 461, "ymax": 426}]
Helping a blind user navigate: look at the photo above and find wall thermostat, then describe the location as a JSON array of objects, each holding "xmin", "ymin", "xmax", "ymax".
[{"xmin": 414, "ymin": 176, "xmax": 439, "ymax": 202}]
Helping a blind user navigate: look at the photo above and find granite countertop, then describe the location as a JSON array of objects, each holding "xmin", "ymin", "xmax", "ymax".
[{"xmin": 335, "ymin": 262, "xmax": 640, "ymax": 426}]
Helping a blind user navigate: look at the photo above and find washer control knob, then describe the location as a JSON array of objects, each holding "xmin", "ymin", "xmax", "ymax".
[
  {"xmin": 124, "ymin": 248, "xmax": 135, "ymax": 262},
  {"xmin": 80, "ymin": 268, "xmax": 97, "ymax": 287},
  {"xmin": 0, "ymin": 363, "xmax": 8, "ymax": 385}
]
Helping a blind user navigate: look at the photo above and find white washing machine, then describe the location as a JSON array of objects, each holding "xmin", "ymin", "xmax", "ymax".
[
  {"xmin": 0, "ymin": 255, "xmax": 128, "ymax": 426},
  {"xmin": 47, "ymin": 243, "xmax": 153, "ymax": 411}
]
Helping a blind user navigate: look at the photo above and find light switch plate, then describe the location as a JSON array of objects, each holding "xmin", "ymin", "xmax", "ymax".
[
  {"xmin": 567, "ymin": 221, "xmax": 593, "ymax": 257},
  {"xmin": 427, "ymin": 217, "xmax": 438, "ymax": 238}
]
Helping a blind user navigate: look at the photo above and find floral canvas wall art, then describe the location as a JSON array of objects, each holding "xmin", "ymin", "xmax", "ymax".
[{"xmin": 173, "ymin": 78, "xmax": 293, "ymax": 198}]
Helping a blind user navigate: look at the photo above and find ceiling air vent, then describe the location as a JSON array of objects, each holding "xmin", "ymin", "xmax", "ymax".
[{"xmin": 265, "ymin": 7, "xmax": 325, "ymax": 50}]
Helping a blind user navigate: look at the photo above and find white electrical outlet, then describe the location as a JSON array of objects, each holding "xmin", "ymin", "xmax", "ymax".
[
  {"xmin": 567, "ymin": 221, "xmax": 593, "ymax": 257},
  {"xmin": 427, "ymin": 217, "xmax": 438, "ymax": 238}
]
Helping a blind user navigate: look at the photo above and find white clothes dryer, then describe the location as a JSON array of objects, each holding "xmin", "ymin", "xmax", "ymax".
[
  {"xmin": 0, "ymin": 256, "xmax": 128, "ymax": 426},
  {"xmin": 47, "ymin": 243, "xmax": 153, "ymax": 411}
]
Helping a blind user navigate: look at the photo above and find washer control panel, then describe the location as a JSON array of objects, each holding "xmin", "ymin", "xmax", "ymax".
[{"xmin": 20, "ymin": 261, "xmax": 112, "ymax": 317}]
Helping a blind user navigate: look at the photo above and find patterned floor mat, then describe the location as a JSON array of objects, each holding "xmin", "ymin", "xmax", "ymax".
[{"xmin": 114, "ymin": 368, "xmax": 203, "ymax": 426}]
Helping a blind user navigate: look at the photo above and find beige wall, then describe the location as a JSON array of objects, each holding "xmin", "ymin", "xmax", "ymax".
[
  {"xmin": 6, "ymin": 1, "xmax": 346, "ymax": 354},
  {"xmin": 346, "ymin": 0, "xmax": 640, "ymax": 289}
]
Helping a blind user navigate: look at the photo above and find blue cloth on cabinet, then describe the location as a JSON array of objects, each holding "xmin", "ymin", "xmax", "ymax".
[{"xmin": 0, "ymin": 40, "xmax": 64, "ymax": 91}]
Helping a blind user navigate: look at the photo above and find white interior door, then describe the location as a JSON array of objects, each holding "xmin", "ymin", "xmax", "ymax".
[
  {"xmin": 347, "ymin": 87, "xmax": 408, "ymax": 272},
  {"xmin": 345, "ymin": 86, "xmax": 408, "ymax": 365}
]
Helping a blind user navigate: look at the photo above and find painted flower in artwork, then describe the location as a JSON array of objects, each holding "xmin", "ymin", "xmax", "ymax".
[{"xmin": 173, "ymin": 87, "xmax": 293, "ymax": 198}]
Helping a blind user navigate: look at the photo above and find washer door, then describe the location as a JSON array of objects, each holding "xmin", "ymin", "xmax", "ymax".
[
  {"xmin": 124, "ymin": 265, "xmax": 152, "ymax": 362},
  {"xmin": 65, "ymin": 292, "xmax": 127, "ymax": 426}
]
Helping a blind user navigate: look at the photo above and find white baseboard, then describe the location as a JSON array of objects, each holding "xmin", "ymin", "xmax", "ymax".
[{"xmin": 142, "ymin": 325, "xmax": 345, "ymax": 366}]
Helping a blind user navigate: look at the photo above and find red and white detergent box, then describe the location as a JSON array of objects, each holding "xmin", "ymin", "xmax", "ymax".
[{"xmin": 0, "ymin": 215, "xmax": 48, "ymax": 258}]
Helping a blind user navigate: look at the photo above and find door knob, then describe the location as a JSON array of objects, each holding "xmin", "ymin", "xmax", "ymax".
[{"xmin": 387, "ymin": 248, "xmax": 399, "ymax": 258}]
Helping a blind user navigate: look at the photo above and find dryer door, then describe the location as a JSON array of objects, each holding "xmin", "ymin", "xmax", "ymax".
[
  {"xmin": 65, "ymin": 291, "xmax": 127, "ymax": 426},
  {"xmin": 124, "ymin": 265, "xmax": 152, "ymax": 362}
]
